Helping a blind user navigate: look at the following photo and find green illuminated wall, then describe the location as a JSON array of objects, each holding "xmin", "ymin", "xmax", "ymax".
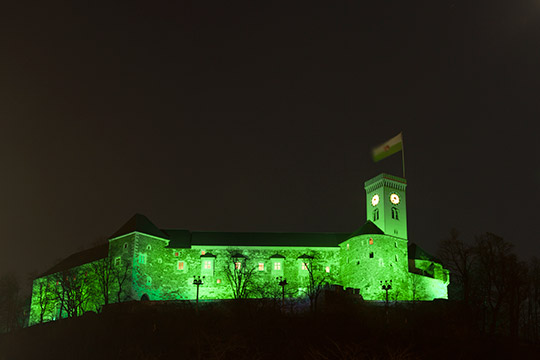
[{"xmin": 29, "ymin": 173, "xmax": 449, "ymax": 326}]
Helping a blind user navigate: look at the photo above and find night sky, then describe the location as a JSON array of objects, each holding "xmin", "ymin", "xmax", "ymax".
[{"xmin": 1, "ymin": 1, "xmax": 538, "ymax": 279}]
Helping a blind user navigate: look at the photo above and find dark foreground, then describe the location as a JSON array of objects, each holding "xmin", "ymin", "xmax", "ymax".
[{"xmin": 1, "ymin": 300, "xmax": 539, "ymax": 359}]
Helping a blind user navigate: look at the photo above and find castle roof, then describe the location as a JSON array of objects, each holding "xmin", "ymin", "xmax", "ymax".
[
  {"xmin": 165, "ymin": 230, "xmax": 349, "ymax": 248},
  {"xmin": 39, "ymin": 243, "xmax": 108, "ymax": 278},
  {"xmin": 408, "ymin": 243, "xmax": 441, "ymax": 263},
  {"xmin": 348, "ymin": 220, "xmax": 385, "ymax": 238},
  {"xmin": 110, "ymin": 213, "xmax": 170, "ymax": 240}
]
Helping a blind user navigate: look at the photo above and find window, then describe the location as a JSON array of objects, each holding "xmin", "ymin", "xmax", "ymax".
[
  {"xmin": 114, "ymin": 257, "xmax": 121, "ymax": 266},
  {"xmin": 346, "ymin": 243, "xmax": 350, "ymax": 250},
  {"xmin": 395, "ymin": 242, "xmax": 397, "ymax": 248},
  {"xmin": 157, "ymin": 258, "xmax": 162, "ymax": 264},
  {"xmin": 217, "ymin": 279, "xmax": 221, "ymax": 284},
  {"xmin": 138, "ymin": 253, "xmax": 147, "ymax": 264},
  {"xmin": 392, "ymin": 207, "xmax": 399, "ymax": 220},
  {"xmin": 146, "ymin": 276, "xmax": 152, "ymax": 286},
  {"xmin": 174, "ymin": 252, "xmax": 179, "ymax": 257},
  {"xmin": 201, "ymin": 250, "xmax": 206, "ymax": 255},
  {"xmin": 395, "ymin": 255, "xmax": 398, "ymax": 262},
  {"xmin": 301, "ymin": 262, "xmax": 308, "ymax": 271},
  {"xmin": 258, "ymin": 263, "xmax": 265, "ymax": 271},
  {"xmin": 234, "ymin": 262, "xmax": 242, "ymax": 270},
  {"xmin": 146, "ymin": 245, "xmax": 151, "ymax": 250},
  {"xmin": 369, "ymin": 252, "xmax": 374, "ymax": 258},
  {"xmin": 178, "ymin": 261, "xmax": 185, "ymax": 270},
  {"xmin": 274, "ymin": 262, "xmax": 281, "ymax": 271},
  {"xmin": 204, "ymin": 260, "xmax": 212, "ymax": 269},
  {"xmin": 325, "ymin": 266, "xmax": 330, "ymax": 273},
  {"xmin": 123, "ymin": 243, "xmax": 128, "ymax": 249},
  {"xmin": 369, "ymin": 238, "xmax": 374, "ymax": 245},
  {"xmin": 373, "ymin": 209, "xmax": 379, "ymax": 221}
]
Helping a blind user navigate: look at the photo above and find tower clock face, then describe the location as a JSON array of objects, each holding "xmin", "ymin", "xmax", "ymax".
[
  {"xmin": 371, "ymin": 194, "xmax": 380, "ymax": 206},
  {"xmin": 390, "ymin": 193, "xmax": 400, "ymax": 205}
]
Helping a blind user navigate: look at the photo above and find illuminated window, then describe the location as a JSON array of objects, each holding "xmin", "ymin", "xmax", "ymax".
[
  {"xmin": 373, "ymin": 209, "xmax": 379, "ymax": 221},
  {"xmin": 235, "ymin": 262, "xmax": 241, "ymax": 270},
  {"xmin": 346, "ymin": 243, "xmax": 350, "ymax": 250},
  {"xmin": 114, "ymin": 257, "xmax": 121, "ymax": 266},
  {"xmin": 258, "ymin": 263, "xmax": 265, "ymax": 271},
  {"xmin": 204, "ymin": 260, "xmax": 212, "ymax": 269},
  {"xmin": 325, "ymin": 266, "xmax": 330, "ymax": 273},
  {"xmin": 217, "ymin": 279, "xmax": 221, "ymax": 284},
  {"xmin": 174, "ymin": 252, "xmax": 179, "ymax": 257},
  {"xmin": 369, "ymin": 238, "xmax": 374, "ymax": 245},
  {"xmin": 301, "ymin": 262, "xmax": 308, "ymax": 271},
  {"xmin": 392, "ymin": 207, "xmax": 399, "ymax": 220},
  {"xmin": 274, "ymin": 262, "xmax": 281, "ymax": 270},
  {"xmin": 201, "ymin": 250, "xmax": 206, "ymax": 255},
  {"xmin": 178, "ymin": 261, "xmax": 185, "ymax": 270},
  {"xmin": 369, "ymin": 252, "xmax": 374, "ymax": 258},
  {"xmin": 138, "ymin": 253, "xmax": 147, "ymax": 264}
]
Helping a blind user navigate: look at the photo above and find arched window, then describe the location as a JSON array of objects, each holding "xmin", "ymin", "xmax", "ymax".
[
  {"xmin": 373, "ymin": 209, "xmax": 379, "ymax": 221},
  {"xmin": 391, "ymin": 207, "xmax": 399, "ymax": 220}
]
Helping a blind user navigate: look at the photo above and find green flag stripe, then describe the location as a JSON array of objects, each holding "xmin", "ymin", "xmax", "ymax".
[{"xmin": 372, "ymin": 142, "xmax": 403, "ymax": 162}]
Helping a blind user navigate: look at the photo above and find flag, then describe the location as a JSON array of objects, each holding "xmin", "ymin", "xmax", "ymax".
[{"xmin": 371, "ymin": 133, "xmax": 403, "ymax": 162}]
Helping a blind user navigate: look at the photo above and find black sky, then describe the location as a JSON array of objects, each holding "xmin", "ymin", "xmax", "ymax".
[{"xmin": 1, "ymin": 1, "xmax": 539, "ymax": 278}]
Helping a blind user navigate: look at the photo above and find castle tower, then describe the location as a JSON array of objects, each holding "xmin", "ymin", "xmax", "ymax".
[{"xmin": 364, "ymin": 173, "xmax": 408, "ymax": 240}]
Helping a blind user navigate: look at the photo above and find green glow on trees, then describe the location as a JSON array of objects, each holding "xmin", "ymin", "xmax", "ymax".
[{"xmin": 29, "ymin": 173, "xmax": 449, "ymax": 326}]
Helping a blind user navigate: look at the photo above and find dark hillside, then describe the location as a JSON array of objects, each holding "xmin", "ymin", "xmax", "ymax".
[{"xmin": 1, "ymin": 300, "xmax": 539, "ymax": 359}]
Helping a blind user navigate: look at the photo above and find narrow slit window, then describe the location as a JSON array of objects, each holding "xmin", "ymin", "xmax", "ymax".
[
  {"xmin": 369, "ymin": 252, "xmax": 374, "ymax": 258},
  {"xmin": 373, "ymin": 209, "xmax": 379, "ymax": 221}
]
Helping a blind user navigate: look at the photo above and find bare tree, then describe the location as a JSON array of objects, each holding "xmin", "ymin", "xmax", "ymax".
[
  {"xmin": 91, "ymin": 257, "xmax": 114, "ymax": 308},
  {"xmin": 50, "ymin": 267, "xmax": 94, "ymax": 318},
  {"xmin": 300, "ymin": 255, "xmax": 330, "ymax": 313},
  {"xmin": 438, "ymin": 228, "xmax": 475, "ymax": 304},
  {"xmin": 224, "ymin": 252, "xmax": 256, "ymax": 299},
  {"xmin": 113, "ymin": 260, "xmax": 132, "ymax": 303},
  {"xmin": 33, "ymin": 277, "xmax": 54, "ymax": 323}
]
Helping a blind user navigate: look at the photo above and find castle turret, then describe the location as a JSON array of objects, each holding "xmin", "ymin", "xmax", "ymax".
[{"xmin": 364, "ymin": 173, "xmax": 408, "ymax": 240}]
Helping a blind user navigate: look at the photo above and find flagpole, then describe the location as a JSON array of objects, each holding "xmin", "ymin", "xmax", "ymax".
[{"xmin": 401, "ymin": 132, "xmax": 406, "ymax": 179}]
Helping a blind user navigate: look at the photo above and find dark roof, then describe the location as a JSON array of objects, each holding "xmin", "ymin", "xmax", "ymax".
[
  {"xmin": 348, "ymin": 221, "xmax": 385, "ymax": 238},
  {"xmin": 110, "ymin": 214, "xmax": 169, "ymax": 240},
  {"xmin": 188, "ymin": 231, "xmax": 348, "ymax": 248},
  {"xmin": 40, "ymin": 243, "xmax": 108, "ymax": 277},
  {"xmin": 163, "ymin": 229, "xmax": 192, "ymax": 248},
  {"xmin": 408, "ymin": 243, "xmax": 441, "ymax": 262}
]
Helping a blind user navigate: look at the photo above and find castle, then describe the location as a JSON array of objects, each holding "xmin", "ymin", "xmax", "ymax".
[{"xmin": 29, "ymin": 173, "xmax": 449, "ymax": 325}]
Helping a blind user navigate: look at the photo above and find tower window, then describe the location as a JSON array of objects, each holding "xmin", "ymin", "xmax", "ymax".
[
  {"xmin": 369, "ymin": 238, "xmax": 374, "ymax": 245},
  {"xmin": 234, "ymin": 262, "xmax": 242, "ymax": 270},
  {"xmin": 258, "ymin": 263, "xmax": 265, "ymax": 271},
  {"xmin": 369, "ymin": 252, "xmax": 374, "ymax": 258},
  {"xmin": 138, "ymin": 253, "xmax": 147, "ymax": 264},
  {"xmin": 178, "ymin": 261, "xmax": 185, "ymax": 270},
  {"xmin": 114, "ymin": 257, "xmax": 121, "ymax": 266},
  {"xmin": 373, "ymin": 209, "xmax": 379, "ymax": 221},
  {"xmin": 391, "ymin": 207, "xmax": 399, "ymax": 220}
]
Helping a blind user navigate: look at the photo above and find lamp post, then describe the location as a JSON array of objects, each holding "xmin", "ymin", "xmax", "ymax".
[
  {"xmin": 276, "ymin": 276, "xmax": 288, "ymax": 308},
  {"xmin": 193, "ymin": 276, "xmax": 205, "ymax": 312},
  {"xmin": 380, "ymin": 280, "xmax": 392, "ymax": 323}
]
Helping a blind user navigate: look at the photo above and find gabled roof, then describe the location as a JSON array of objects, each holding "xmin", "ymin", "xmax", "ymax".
[
  {"xmin": 408, "ymin": 243, "xmax": 441, "ymax": 263},
  {"xmin": 40, "ymin": 243, "xmax": 108, "ymax": 277},
  {"xmin": 348, "ymin": 221, "xmax": 385, "ymax": 238},
  {"xmin": 110, "ymin": 214, "xmax": 169, "ymax": 240}
]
